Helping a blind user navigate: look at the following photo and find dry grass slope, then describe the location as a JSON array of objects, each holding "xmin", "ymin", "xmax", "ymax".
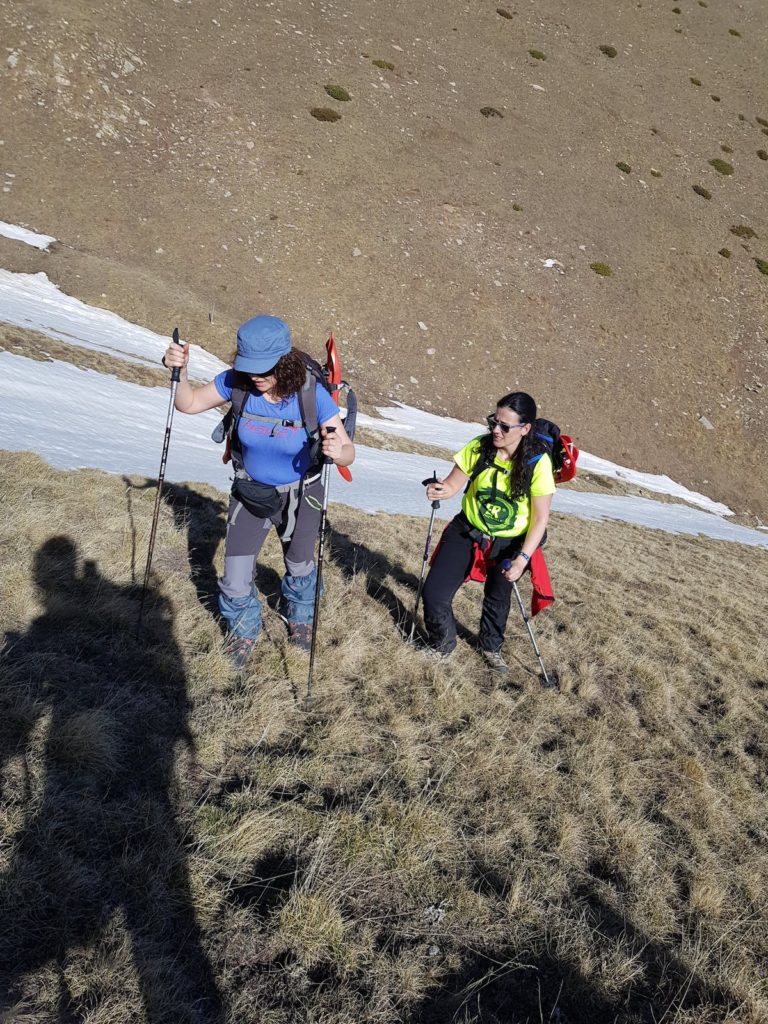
[{"xmin": 1, "ymin": 452, "xmax": 767, "ymax": 1023}]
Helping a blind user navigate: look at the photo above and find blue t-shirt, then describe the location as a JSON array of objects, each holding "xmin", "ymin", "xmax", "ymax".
[{"xmin": 214, "ymin": 370, "xmax": 339, "ymax": 485}]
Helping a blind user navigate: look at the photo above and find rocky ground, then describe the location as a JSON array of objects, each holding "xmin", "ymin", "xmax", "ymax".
[{"xmin": 1, "ymin": 0, "xmax": 766, "ymax": 513}]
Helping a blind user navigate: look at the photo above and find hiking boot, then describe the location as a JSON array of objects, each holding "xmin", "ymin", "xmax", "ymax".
[
  {"xmin": 224, "ymin": 634, "xmax": 258, "ymax": 672},
  {"xmin": 482, "ymin": 649, "xmax": 510, "ymax": 675},
  {"xmin": 287, "ymin": 622, "xmax": 313, "ymax": 652}
]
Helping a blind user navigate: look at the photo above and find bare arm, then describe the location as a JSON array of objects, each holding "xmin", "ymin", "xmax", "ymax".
[
  {"xmin": 425, "ymin": 464, "xmax": 469, "ymax": 502},
  {"xmin": 162, "ymin": 342, "xmax": 226, "ymax": 414}
]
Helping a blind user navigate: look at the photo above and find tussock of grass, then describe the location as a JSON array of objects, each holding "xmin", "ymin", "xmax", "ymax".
[
  {"xmin": 709, "ymin": 158, "xmax": 734, "ymax": 175},
  {"xmin": 690, "ymin": 77, "xmax": 702, "ymax": 86},
  {"xmin": 528, "ymin": 49, "xmax": 546, "ymax": 61},
  {"xmin": 718, "ymin": 248, "xmax": 732, "ymax": 258},
  {"xmin": 1, "ymin": 453, "xmax": 767, "ymax": 1023},
  {"xmin": 757, "ymin": 117, "xmax": 768, "ymax": 128},
  {"xmin": 728, "ymin": 28, "xmax": 742, "ymax": 37},
  {"xmin": 693, "ymin": 184, "xmax": 712, "ymax": 199},
  {"xmin": 616, "ymin": 161, "xmax": 632, "ymax": 174},
  {"xmin": 496, "ymin": 7, "xmax": 513, "ymax": 19},
  {"xmin": 731, "ymin": 224, "xmax": 757, "ymax": 239},
  {"xmin": 755, "ymin": 258, "xmax": 768, "ymax": 275},
  {"xmin": 324, "ymin": 84, "xmax": 351, "ymax": 102},
  {"xmin": 599, "ymin": 44, "xmax": 618, "ymax": 58},
  {"xmin": 590, "ymin": 261, "xmax": 613, "ymax": 276},
  {"xmin": 758, "ymin": 149, "xmax": 768, "ymax": 161},
  {"xmin": 310, "ymin": 107, "xmax": 342, "ymax": 122},
  {"xmin": 480, "ymin": 106, "xmax": 503, "ymax": 118},
  {"xmin": 371, "ymin": 58, "xmax": 395, "ymax": 70}
]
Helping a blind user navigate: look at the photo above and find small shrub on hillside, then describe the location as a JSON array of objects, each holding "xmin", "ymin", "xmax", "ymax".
[
  {"xmin": 758, "ymin": 150, "xmax": 768, "ymax": 161},
  {"xmin": 311, "ymin": 107, "xmax": 342, "ymax": 122},
  {"xmin": 693, "ymin": 184, "xmax": 712, "ymax": 199},
  {"xmin": 698, "ymin": 1, "xmax": 708, "ymax": 6},
  {"xmin": 709, "ymin": 158, "xmax": 734, "ymax": 175},
  {"xmin": 497, "ymin": 7, "xmax": 513, "ymax": 19},
  {"xmin": 590, "ymin": 262, "xmax": 613, "ymax": 276},
  {"xmin": 372, "ymin": 59, "xmax": 395, "ymax": 70},
  {"xmin": 599, "ymin": 44, "xmax": 618, "ymax": 58},
  {"xmin": 755, "ymin": 258, "xmax": 768, "ymax": 275},
  {"xmin": 480, "ymin": 106, "xmax": 504, "ymax": 118},
  {"xmin": 529, "ymin": 49, "xmax": 547, "ymax": 60},
  {"xmin": 711, "ymin": 94, "xmax": 721, "ymax": 102},
  {"xmin": 728, "ymin": 28, "xmax": 742, "ymax": 37},
  {"xmin": 616, "ymin": 161, "xmax": 632, "ymax": 174},
  {"xmin": 650, "ymin": 168, "xmax": 662, "ymax": 177},
  {"xmin": 674, "ymin": 27, "xmax": 682, "ymax": 33},
  {"xmin": 718, "ymin": 248, "xmax": 732, "ymax": 258},
  {"xmin": 756, "ymin": 117, "xmax": 768, "ymax": 127},
  {"xmin": 731, "ymin": 225, "xmax": 757, "ymax": 239},
  {"xmin": 512, "ymin": 203, "xmax": 523, "ymax": 211},
  {"xmin": 721, "ymin": 144, "xmax": 733, "ymax": 154},
  {"xmin": 690, "ymin": 77, "xmax": 702, "ymax": 86},
  {"xmin": 325, "ymin": 84, "xmax": 351, "ymax": 101},
  {"xmin": 672, "ymin": 6, "xmax": 681, "ymax": 13}
]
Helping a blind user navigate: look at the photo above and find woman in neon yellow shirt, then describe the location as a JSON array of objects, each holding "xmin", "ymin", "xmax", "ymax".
[{"xmin": 421, "ymin": 391, "xmax": 554, "ymax": 673}]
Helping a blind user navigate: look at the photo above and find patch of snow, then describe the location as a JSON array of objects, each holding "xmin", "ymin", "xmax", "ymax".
[
  {"xmin": 0, "ymin": 221, "xmax": 57, "ymax": 251},
  {"xmin": 0, "ymin": 270, "xmax": 226, "ymax": 381},
  {"xmin": 2, "ymin": 354, "xmax": 765, "ymax": 548},
  {"xmin": 356, "ymin": 403, "xmax": 733, "ymax": 517}
]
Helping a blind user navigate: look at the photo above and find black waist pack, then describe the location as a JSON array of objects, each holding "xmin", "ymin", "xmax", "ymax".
[{"xmin": 232, "ymin": 477, "xmax": 284, "ymax": 519}]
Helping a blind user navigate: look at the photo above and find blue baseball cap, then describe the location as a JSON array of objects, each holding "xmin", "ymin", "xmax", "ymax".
[{"xmin": 234, "ymin": 315, "xmax": 292, "ymax": 374}]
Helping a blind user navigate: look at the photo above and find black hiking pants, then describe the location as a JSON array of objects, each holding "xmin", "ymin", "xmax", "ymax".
[{"xmin": 421, "ymin": 515, "xmax": 524, "ymax": 655}]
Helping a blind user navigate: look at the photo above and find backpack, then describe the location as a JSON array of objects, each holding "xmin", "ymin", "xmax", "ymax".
[
  {"xmin": 467, "ymin": 417, "xmax": 578, "ymax": 489},
  {"xmin": 211, "ymin": 345, "xmax": 357, "ymax": 479}
]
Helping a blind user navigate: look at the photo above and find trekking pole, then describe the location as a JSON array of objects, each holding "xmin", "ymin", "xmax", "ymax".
[
  {"xmin": 501, "ymin": 559, "xmax": 555, "ymax": 689},
  {"xmin": 137, "ymin": 327, "xmax": 184, "ymax": 634},
  {"xmin": 409, "ymin": 472, "xmax": 441, "ymax": 643},
  {"xmin": 305, "ymin": 427, "xmax": 337, "ymax": 709}
]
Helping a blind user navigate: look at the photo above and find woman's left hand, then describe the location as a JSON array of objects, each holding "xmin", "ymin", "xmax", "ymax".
[
  {"xmin": 320, "ymin": 426, "xmax": 344, "ymax": 462},
  {"xmin": 501, "ymin": 557, "xmax": 527, "ymax": 583}
]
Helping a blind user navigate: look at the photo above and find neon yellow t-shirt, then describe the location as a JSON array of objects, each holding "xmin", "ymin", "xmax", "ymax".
[{"xmin": 454, "ymin": 435, "xmax": 556, "ymax": 538}]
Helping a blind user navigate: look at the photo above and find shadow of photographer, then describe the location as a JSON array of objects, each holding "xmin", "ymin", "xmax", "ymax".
[{"xmin": 0, "ymin": 536, "xmax": 224, "ymax": 1022}]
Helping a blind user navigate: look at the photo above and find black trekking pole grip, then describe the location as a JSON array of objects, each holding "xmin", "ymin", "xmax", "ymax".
[
  {"xmin": 170, "ymin": 326, "xmax": 183, "ymax": 382},
  {"xmin": 422, "ymin": 471, "xmax": 441, "ymax": 509}
]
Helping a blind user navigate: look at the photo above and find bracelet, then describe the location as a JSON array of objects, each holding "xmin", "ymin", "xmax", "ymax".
[{"xmin": 517, "ymin": 551, "xmax": 531, "ymax": 563}]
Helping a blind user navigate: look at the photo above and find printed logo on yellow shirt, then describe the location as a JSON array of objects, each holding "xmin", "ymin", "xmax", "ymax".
[{"xmin": 475, "ymin": 489, "xmax": 519, "ymax": 533}]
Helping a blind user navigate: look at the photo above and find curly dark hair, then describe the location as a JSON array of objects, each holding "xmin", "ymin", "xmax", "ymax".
[
  {"xmin": 478, "ymin": 391, "xmax": 552, "ymax": 499},
  {"xmin": 230, "ymin": 349, "xmax": 307, "ymax": 400}
]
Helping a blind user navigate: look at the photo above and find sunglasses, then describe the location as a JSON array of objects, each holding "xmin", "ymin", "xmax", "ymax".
[
  {"xmin": 487, "ymin": 414, "xmax": 527, "ymax": 434},
  {"xmin": 250, "ymin": 364, "xmax": 279, "ymax": 379}
]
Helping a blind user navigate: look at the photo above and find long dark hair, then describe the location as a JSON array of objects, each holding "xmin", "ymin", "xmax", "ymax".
[
  {"xmin": 230, "ymin": 349, "xmax": 307, "ymax": 400},
  {"xmin": 483, "ymin": 391, "xmax": 549, "ymax": 499}
]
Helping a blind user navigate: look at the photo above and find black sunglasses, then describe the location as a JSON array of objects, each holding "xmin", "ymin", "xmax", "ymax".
[
  {"xmin": 486, "ymin": 414, "xmax": 527, "ymax": 434},
  {"xmin": 250, "ymin": 364, "xmax": 280, "ymax": 378}
]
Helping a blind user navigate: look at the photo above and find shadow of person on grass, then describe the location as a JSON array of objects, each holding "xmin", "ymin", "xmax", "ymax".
[
  {"xmin": 327, "ymin": 519, "xmax": 480, "ymax": 649},
  {"xmin": 0, "ymin": 536, "xmax": 224, "ymax": 1023},
  {"xmin": 412, "ymin": 875, "xmax": 742, "ymax": 1024},
  {"xmin": 129, "ymin": 479, "xmax": 283, "ymax": 626}
]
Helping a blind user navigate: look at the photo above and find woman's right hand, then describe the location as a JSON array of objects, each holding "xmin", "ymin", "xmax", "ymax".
[
  {"xmin": 163, "ymin": 342, "xmax": 188, "ymax": 372},
  {"xmin": 426, "ymin": 480, "xmax": 447, "ymax": 502}
]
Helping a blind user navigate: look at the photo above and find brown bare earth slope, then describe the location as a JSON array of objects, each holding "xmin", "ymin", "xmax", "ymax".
[{"xmin": 1, "ymin": 0, "xmax": 767, "ymax": 513}]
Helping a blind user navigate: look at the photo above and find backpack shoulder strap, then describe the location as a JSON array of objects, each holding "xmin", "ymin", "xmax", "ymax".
[{"xmin": 297, "ymin": 370, "xmax": 319, "ymax": 437}]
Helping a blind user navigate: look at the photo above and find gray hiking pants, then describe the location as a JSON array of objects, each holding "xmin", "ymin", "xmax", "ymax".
[{"xmin": 218, "ymin": 476, "xmax": 323, "ymax": 638}]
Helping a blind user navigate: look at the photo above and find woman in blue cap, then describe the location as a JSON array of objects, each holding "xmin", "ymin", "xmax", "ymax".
[{"xmin": 163, "ymin": 315, "xmax": 355, "ymax": 668}]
